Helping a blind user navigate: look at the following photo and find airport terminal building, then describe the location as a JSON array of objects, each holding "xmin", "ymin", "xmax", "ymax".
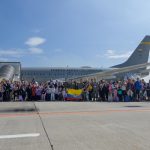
[
  {"xmin": 0, "ymin": 62, "xmax": 102, "ymax": 82},
  {"xmin": 21, "ymin": 66, "xmax": 102, "ymax": 82}
]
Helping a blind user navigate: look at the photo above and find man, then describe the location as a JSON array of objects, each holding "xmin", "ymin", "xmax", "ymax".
[
  {"xmin": 134, "ymin": 78, "xmax": 142, "ymax": 101},
  {"xmin": 26, "ymin": 84, "xmax": 32, "ymax": 101},
  {"xmin": 3, "ymin": 81, "xmax": 11, "ymax": 101}
]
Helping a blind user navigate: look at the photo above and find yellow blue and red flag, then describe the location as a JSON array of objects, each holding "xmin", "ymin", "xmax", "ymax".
[{"xmin": 65, "ymin": 89, "xmax": 83, "ymax": 100}]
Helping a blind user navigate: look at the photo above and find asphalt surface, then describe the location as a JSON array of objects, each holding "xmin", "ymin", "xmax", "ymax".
[{"xmin": 0, "ymin": 102, "xmax": 150, "ymax": 150}]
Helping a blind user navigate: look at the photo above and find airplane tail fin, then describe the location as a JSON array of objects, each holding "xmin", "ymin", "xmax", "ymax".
[{"xmin": 112, "ymin": 35, "xmax": 150, "ymax": 68}]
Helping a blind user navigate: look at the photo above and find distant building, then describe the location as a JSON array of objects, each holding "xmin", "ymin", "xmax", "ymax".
[
  {"xmin": 21, "ymin": 67, "xmax": 102, "ymax": 82},
  {"xmin": 0, "ymin": 62, "xmax": 102, "ymax": 82}
]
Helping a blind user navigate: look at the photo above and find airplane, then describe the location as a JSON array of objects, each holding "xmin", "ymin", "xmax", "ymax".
[{"xmin": 69, "ymin": 35, "xmax": 150, "ymax": 82}]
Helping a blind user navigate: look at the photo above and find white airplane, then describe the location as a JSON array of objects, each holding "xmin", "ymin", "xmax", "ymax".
[{"xmin": 70, "ymin": 35, "xmax": 150, "ymax": 81}]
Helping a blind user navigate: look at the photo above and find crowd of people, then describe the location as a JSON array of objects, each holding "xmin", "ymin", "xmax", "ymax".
[{"xmin": 0, "ymin": 78, "xmax": 150, "ymax": 102}]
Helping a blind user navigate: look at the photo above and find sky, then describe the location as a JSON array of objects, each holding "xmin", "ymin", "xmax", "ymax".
[{"xmin": 0, "ymin": 0, "xmax": 150, "ymax": 68}]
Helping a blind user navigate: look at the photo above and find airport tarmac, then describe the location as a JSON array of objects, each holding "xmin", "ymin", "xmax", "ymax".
[{"xmin": 0, "ymin": 102, "xmax": 150, "ymax": 150}]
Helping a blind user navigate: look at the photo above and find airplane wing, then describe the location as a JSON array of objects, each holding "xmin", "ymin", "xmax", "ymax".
[{"xmin": 70, "ymin": 62, "xmax": 150, "ymax": 81}]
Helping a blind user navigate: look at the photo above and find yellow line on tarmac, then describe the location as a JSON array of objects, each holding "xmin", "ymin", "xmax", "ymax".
[{"xmin": 0, "ymin": 108, "xmax": 150, "ymax": 118}]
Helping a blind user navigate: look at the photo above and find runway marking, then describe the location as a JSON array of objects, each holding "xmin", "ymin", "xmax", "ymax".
[
  {"xmin": 0, "ymin": 133, "xmax": 40, "ymax": 139},
  {"xmin": 0, "ymin": 108, "xmax": 150, "ymax": 118}
]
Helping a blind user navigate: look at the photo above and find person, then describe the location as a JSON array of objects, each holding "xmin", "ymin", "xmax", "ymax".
[
  {"xmin": 134, "ymin": 78, "xmax": 142, "ymax": 101},
  {"xmin": 26, "ymin": 85, "xmax": 32, "ymax": 101},
  {"xmin": 0, "ymin": 84, "xmax": 3, "ymax": 101},
  {"xmin": 18, "ymin": 86, "xmax": 24, "ymax": 101},
  {"xmin": 58, "ymin": 86, "xmax": 63, "ymax": 101},
  {"xmin": 113, "ymin": 88, "xmax": 118, "ymax": 102},
  {"xmin": 13, "ymin": 86, "xmax": 19, "ymax": 101},
  {"xmin": 146, "ymin": 81, "xmax": 150, "ymax": 101},
  {"xmin": 91, "ymin": 80, "xmax": 97, "ymax": 101},
  {"xmin": 121, "ymin": 83, "xmax": 127, "ymax": 101},
  {"xmin": 87, "ymin": 83, "xmax": 93, "ymax": 101},
  {"xmin": 50, "ymin": 85, "xmax": 55, "ymax": 101},
  {"xmin": 36, "ymin": 86, "xmax": 42, "ymax": 100},
  {"xmin": 117, "ymin": 86, "xmax": 123, "ymax": 102},
  {"xmin": 127, "ymin": 89, "xmax": 133, "ymax": 101},
  {"xmin": 22, "ymin": 86, "xmax": 26, "ymax": 101},
  {"xmin": 46, "ymin": 85, "xmax": 51, "ymax": 101},
  {"xmin": 3, "ymin": 82, "xmax": 11, "ymax": 101},
  {"xmin": 62, "ymin": 89, "xmax": 67, "ymax": 101},
  {"xmin": 41, "ymin": 87, "xmax": 46, "ymax": 101},
  {"xmin": 82, "ymin": 88, "xmax": 86, "ymax": 101},
  {"xmin": 102, "ymin": 83, "xmax": 109, "ymax": 101},
  {"xmin": 31, "ymin": 84, "xmax": 36, "ymax": 100},
  {"xmin": 85, "ymin": 88, "xmax": 89, "ymax": 101},
  {"xmin": 55, "ymin": 86, "xmax": 59, "ymax": 100},
  {"xmin": 108, "ymin": 83, "xmax": 113, "ymax": 102}
]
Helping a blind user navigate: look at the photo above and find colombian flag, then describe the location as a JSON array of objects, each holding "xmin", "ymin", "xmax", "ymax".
[{"xmin": 65, "ymin": 89, "xmax": 83, "ymax": 100}]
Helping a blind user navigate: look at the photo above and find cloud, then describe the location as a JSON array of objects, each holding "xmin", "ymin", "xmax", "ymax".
[
  {"xmin": 104, "ymin": 50, "xmax": 132, "ymax": 59},
  {"xmin": 0, "ymin": 47, "xmax": 44, "ymax": 60},
  {"xmin": 29, "ymin": 47, "xmax": 43, "ymax": 54},
  {"xmin": 0, "ymin": 49, "xmax": 24, "ymax": 58},
  {"xmin": 25, "ymin": 37, "xmax": 46, "ymax": 47}
]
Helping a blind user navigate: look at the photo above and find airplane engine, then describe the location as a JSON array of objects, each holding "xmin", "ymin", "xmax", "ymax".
[{"xmin": 0, "ymin": 65, "xmax": 15, "ymax": 81}]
